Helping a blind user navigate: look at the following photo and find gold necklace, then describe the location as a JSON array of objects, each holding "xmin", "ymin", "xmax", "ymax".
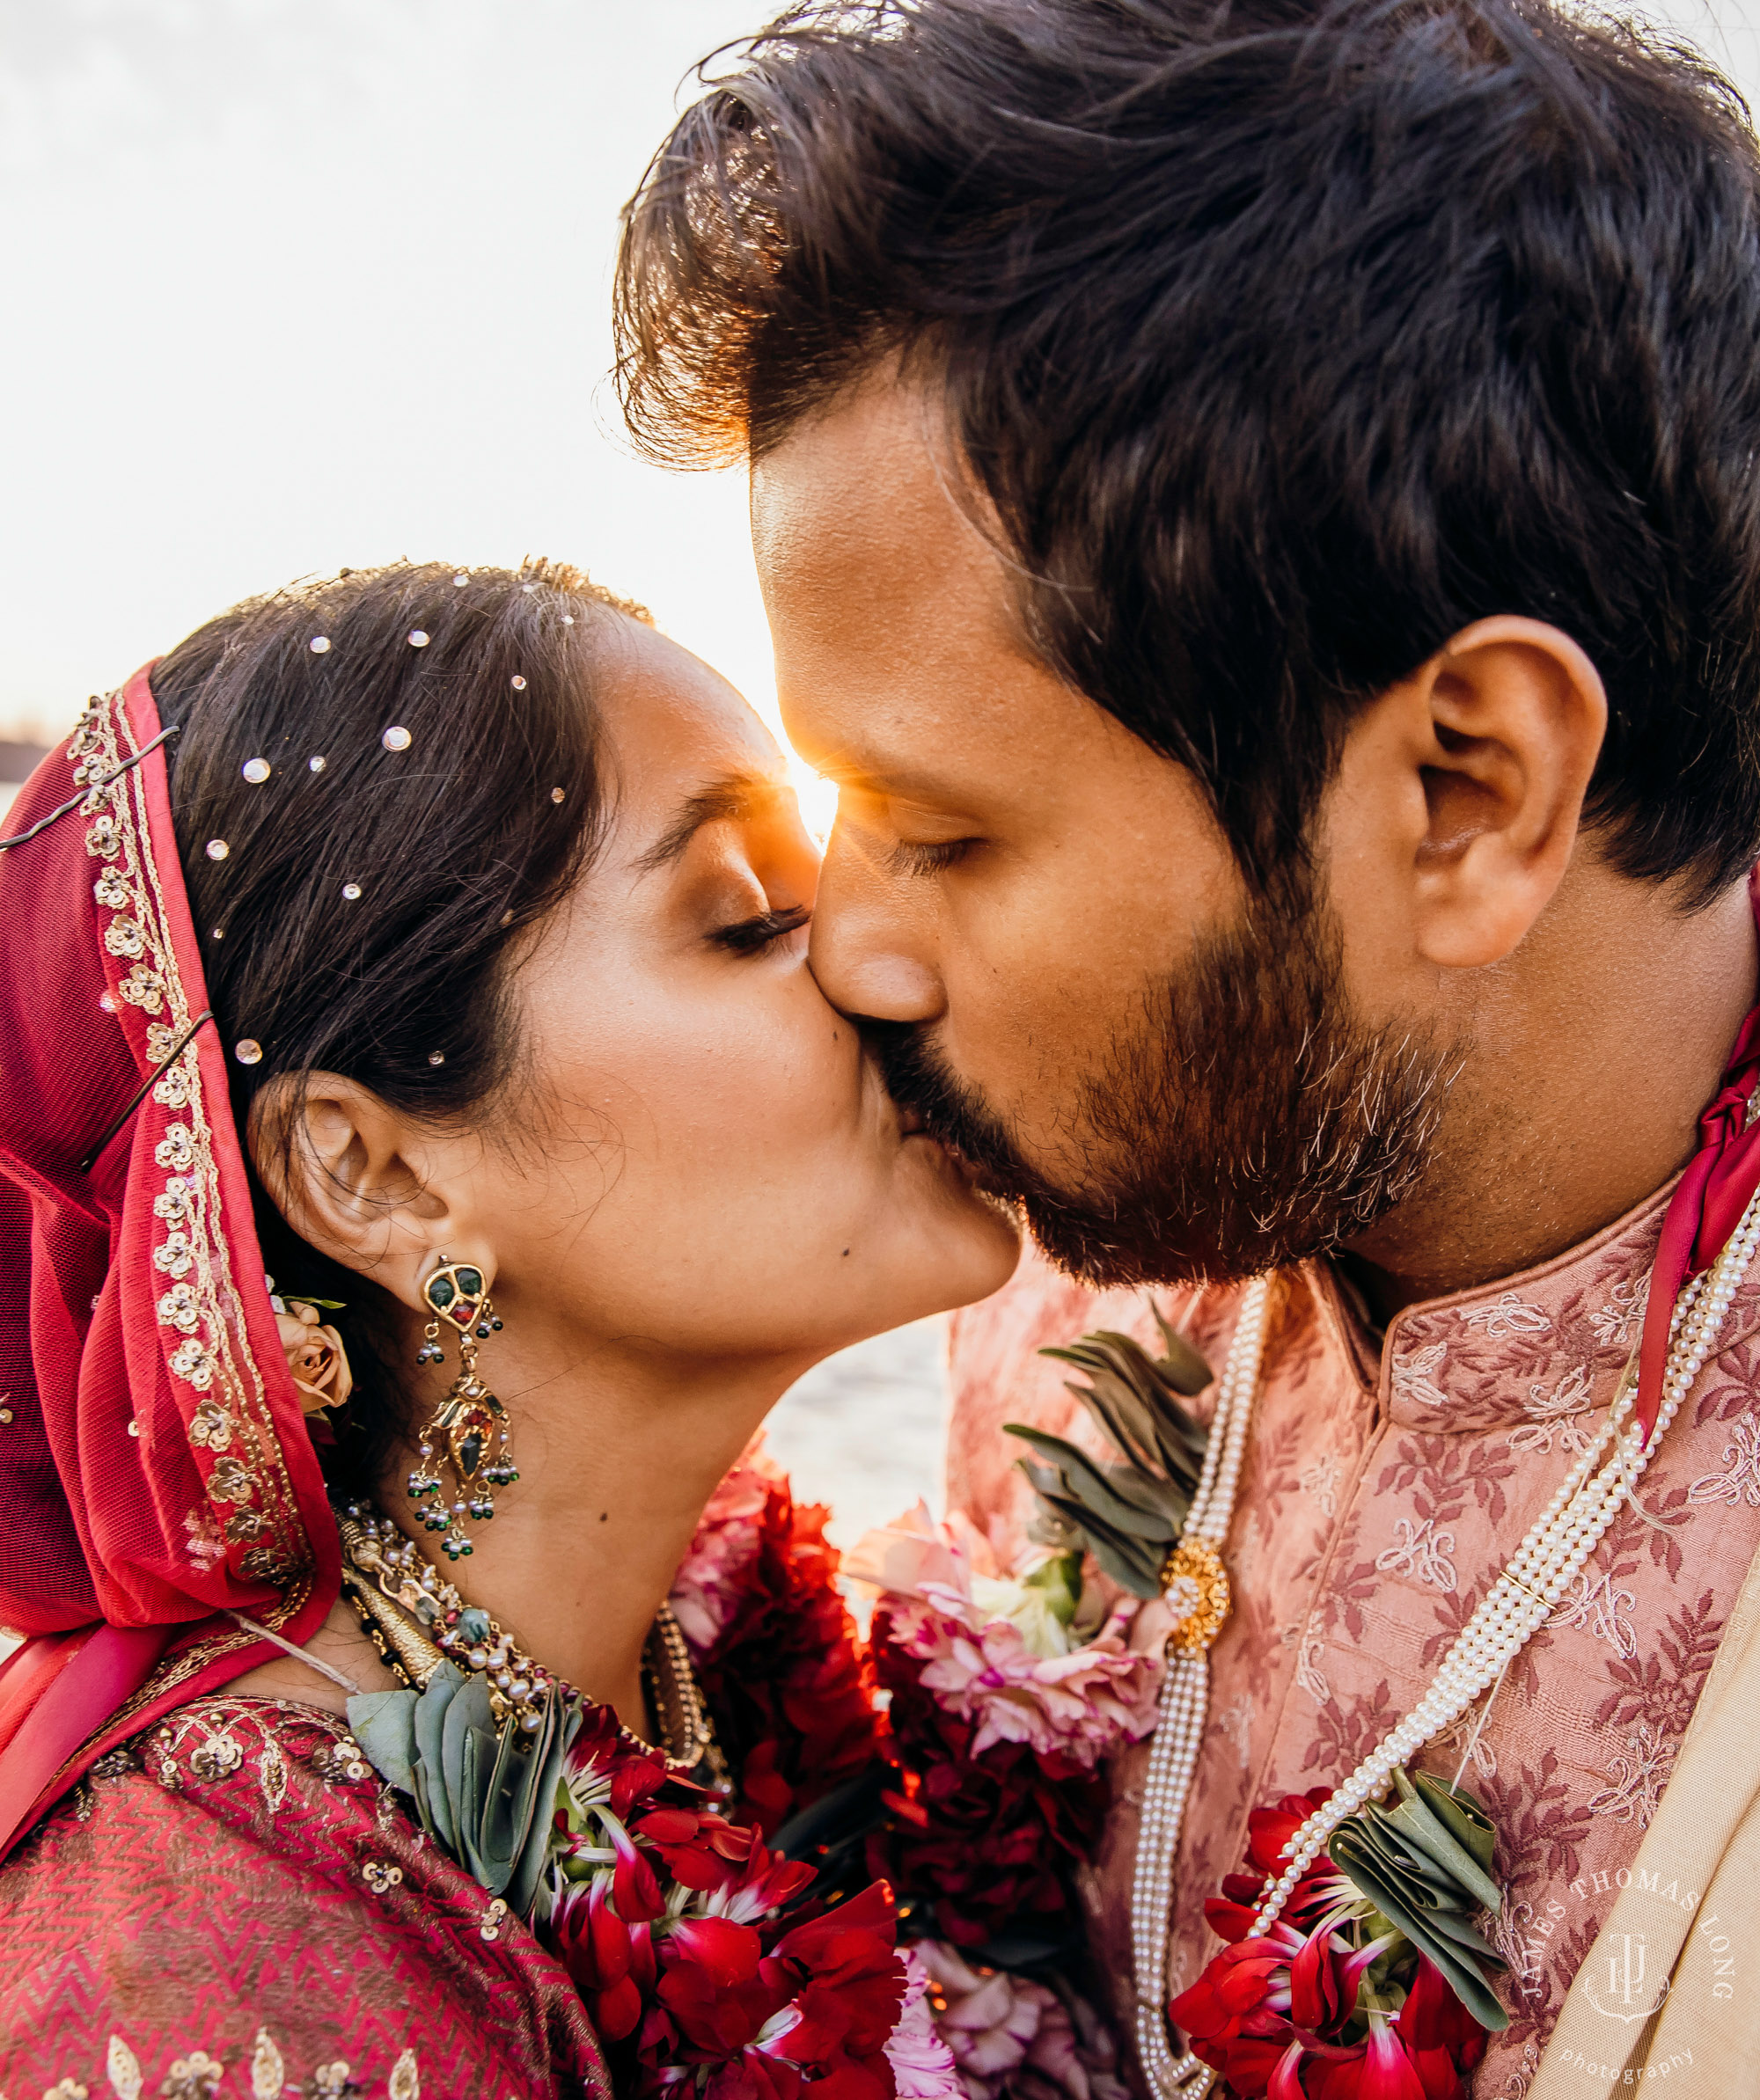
[{"xmin": 336, "ymin": 1500, "xmax": 730, "ymax": 1788}]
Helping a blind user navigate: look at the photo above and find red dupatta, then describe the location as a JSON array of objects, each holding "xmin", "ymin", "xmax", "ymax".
[{"xmin": 0, "ymin": 669, "xmax": 337, "ymax": 1855}]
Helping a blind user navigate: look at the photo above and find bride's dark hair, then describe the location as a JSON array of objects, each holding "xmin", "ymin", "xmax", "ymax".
[{"xmin": 150, "ymin": 557, "xmax": 647, "ymax": 1487}]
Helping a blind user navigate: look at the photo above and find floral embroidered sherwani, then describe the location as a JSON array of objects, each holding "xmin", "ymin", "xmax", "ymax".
[{"xmin": 946, "ymin": 1182, "xmax": 1760, "ymax": 2096}]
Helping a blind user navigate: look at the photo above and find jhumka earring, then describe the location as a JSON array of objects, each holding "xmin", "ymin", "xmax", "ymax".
[{"xmin": 406, "ymin": 1257, "xmax": 517, "ymax": 1559}]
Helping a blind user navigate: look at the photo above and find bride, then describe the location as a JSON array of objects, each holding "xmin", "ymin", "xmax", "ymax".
[{"xmin": 0, "ymin": 560, "xmax": 1019, "ymax": 2097}]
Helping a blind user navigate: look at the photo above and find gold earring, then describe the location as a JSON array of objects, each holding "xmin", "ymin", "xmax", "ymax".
[{"xmin": 406, "ymin": 1258, "xmax": 517, "ymax": 1561}]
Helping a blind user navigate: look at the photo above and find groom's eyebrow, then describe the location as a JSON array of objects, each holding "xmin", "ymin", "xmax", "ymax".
[{"xmin": 636, "ymin": 771, "xmax": 788, "ymax": 873}]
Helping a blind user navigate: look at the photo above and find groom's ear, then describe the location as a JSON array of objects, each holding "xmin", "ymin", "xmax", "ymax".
[
  {"xmin": 1323, "ymin": 616, "xmax": 1608, "ymax": 973},
  {"xmin": 250, "ymin": 1072, "xmax": 463, "ymax": 1309}
]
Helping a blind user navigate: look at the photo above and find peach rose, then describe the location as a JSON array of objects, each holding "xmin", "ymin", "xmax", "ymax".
[{"xmin": 276, "ymin": 1300, "xmax": 353, "ymax": 1416}]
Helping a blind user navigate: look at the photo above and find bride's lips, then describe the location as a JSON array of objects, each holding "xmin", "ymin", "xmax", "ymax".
[{"xmin": 895, "ymin": 1101, "xmax": 982, "ymax": 1182}]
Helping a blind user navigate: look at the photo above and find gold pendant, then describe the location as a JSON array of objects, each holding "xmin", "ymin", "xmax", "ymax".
[{"xmin": 1160, "ymin": 1537, "xmax": 1231, "ymax": 1655}]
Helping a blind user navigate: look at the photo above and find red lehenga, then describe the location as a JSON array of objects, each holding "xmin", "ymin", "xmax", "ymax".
[{"xmin": 0, "ymin": 677, "xmax": 884, "ymax": 2098}]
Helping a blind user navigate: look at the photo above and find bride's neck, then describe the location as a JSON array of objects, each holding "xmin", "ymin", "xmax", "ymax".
[{"xmin": 373, "ymin": 1331, "xmax": 797, "ymax": 1733}]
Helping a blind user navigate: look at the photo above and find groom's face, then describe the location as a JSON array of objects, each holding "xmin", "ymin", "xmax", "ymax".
[{"xmin": 753, "ymin": 381, "xmax": 1452, "ymax": 1284}]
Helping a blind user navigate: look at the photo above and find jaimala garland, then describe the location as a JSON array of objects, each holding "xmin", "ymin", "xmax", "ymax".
[{"xmin": 1131, "ymin": 1178, "xmax": 1760, "ymax": 2099}]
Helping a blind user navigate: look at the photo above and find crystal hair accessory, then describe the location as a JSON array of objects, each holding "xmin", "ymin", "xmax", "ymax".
[{"xmin": 407, "ymin": 1258, "xmax": 516, "ymax": 1558}]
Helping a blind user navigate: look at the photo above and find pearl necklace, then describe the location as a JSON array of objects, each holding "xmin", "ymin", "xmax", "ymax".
[
  {"xmin": 1131, "ymin": 1276, "xmax": 1275, "ymax": 2099},
  {"xmin": 1133, "ymin": 1184, "xmax": 1760, "ymax": 2099}
]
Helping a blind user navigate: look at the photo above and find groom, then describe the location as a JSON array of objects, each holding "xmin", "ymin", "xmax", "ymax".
[{"xmin": 619, "ymin": 0, "xmax": 1760, "ymax": 2088}]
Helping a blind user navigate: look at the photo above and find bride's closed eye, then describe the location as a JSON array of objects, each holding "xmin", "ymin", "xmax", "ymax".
[{"xmin": 711, "ymin": 903, "xmax": 812, "ymax": 954}]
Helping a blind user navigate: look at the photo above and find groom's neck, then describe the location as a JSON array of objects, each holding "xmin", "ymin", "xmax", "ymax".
[{"xmin": 1338, "ymin": 863, "xmax": 1757, "ymax": 1322}]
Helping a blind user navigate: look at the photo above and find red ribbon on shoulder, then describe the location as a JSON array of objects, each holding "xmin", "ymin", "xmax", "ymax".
[{"xmin": 1635, "ymin": 874, "xmax": 1760, "ymax": 1441}]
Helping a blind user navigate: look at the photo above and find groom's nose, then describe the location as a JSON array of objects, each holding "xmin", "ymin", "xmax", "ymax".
[{"xmin": 807, "ymin": 817, "xmax": 944, "ymax": 1024}]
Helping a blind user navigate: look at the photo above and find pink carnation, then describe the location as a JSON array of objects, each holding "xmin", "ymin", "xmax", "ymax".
[
  {"xmin": 847, "ymin": 1505, "xmax": 1160, "ymax": 1770},
  {"xmin": 886, "ymin": 1948, "xmax": 964, "ymax": 2100},
  {"xmin": 913, "ymin": 1943, "xmax": 1128, "ymax": 2100},
  {"xmin": 667, "ymin": 1434, "xmax": 788, "ymax": 1655}
]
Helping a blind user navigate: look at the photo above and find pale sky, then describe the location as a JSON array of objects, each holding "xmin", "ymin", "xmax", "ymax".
[{"xmin": 3, "ymin": 0, "xmax": 1758, "ymax": 777}]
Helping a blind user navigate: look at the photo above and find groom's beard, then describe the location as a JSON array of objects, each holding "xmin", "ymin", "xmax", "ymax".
[{"xmin": 868, "ymin": 874, "xmax": 1463, "ymax": 1288}]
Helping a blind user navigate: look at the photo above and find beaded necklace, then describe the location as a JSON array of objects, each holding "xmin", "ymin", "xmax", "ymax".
[
  {"xmin": 1133, "ymin": 1181, "xmax": 1760, "ymax": 2100},
  {"xmin": 336, "ymin": 1499, "xmax": 729, "ymax": 1788}
]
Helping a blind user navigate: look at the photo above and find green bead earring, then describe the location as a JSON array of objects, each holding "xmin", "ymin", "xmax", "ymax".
[{"xmin": 406, "ymin": 1257, "xmax": 516, "ymax": 1560}]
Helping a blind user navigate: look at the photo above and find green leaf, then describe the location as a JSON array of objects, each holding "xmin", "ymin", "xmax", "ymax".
[
  {"xmin": 1004, "ymin": 1426, "xmax": 1175, "ymax": 1538},
  {"xmin": 1016, "ymin": 1466, "xmax": 1167, "ymax": 1595},
  {"xmin": 1330, "ymin": 1823, "xmax": 1509, "ymax": 2032},
  {"xmin": 348, "ymin": 1663, "xmax": 576, "ymax": 1921},
  {"xmin": 1386, "ymin": 1770, "xmax": 1504, "ymax": 1915},
  {"xmin": 1150, "ymin": 1306, "xmax": 1216, "ymax": 1396},
  {"xmin": 1014, "ymin": 1324, "xmax": 1213, "ymax": 1594},
  {"xmin": 347, "ymin": 1687, "xmax": 420, "ymax": 1798},
  {"xmin": 1407, "ymin": 1770, "xmax": 1500, "ymax": 1889},
  {"xmin": 1021, "ymin": 1549, "xmax": 1084, "ymax": 1628}
]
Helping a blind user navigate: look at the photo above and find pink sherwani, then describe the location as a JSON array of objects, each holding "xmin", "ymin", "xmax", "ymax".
[{"xmin": 947, "ymin": 1181, "xmax": 1760, "ymax": 2096}]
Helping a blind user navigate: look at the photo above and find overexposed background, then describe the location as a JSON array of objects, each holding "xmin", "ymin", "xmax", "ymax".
[{"xmin": 4, "ymin": 0, "xmax": 1759, "ymax": 1538}]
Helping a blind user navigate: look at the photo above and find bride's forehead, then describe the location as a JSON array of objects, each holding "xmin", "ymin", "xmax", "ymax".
[{"xmin": 590, "ymin": 619, "xmax": 783, "ymax": 821}]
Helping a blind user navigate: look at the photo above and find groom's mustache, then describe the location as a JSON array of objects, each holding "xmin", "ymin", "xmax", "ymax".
[{"xmin": 863, "ymin": 1019, "xmax": 1038, "ymax": 1198}]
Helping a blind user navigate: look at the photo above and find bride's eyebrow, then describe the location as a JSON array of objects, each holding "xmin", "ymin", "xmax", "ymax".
[{"xmin": 635, "ymin": 770, "xmax": 788, "ymax": 874}]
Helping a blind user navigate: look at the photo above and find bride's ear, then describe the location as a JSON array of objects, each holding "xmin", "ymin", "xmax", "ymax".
[{"xmin": 249, "ymin": 1072, "xmax": 473, "ymax": 1309}]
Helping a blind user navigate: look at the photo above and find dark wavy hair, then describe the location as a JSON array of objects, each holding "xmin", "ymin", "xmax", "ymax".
[
  {"xmin": 151, "ymin": 558, "xmax": 647, "ymax": 1488},
  {"xmin": 617, "ymin": 0, "xmax": 1760, "ymax": 901}
]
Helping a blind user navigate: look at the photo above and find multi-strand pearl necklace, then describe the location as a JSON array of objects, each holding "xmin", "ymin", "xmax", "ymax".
[
  {"xmin": 1134, "ymin": 1182, "xmax": 1760, "ymax": 2099},
  {"xmin": 1131, "ymin": 1276, "xmax": 1275, "ymax": 2099}
]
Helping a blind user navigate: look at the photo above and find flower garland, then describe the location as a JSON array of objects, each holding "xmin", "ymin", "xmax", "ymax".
[
  {"xmin": 848, "ymin": 1504, "xmax": 1158, "ymax": 1953},
  {"xmin": 546, "ymin": 1700, "xmax": 917, "ymax": 2100},
  {"xmin": 1171, "ymin": 1785, "xmax": 1499, "ymax": 2100},
  {"xmin": 671, "ymin": 1438, "xmax": 884, "ymax": 1836},
  {"xmin": 347, "ymin": 1437, "xmax": 960, "ymax": 2100},
  {"xmin": 846, "ymin": 1504, "xmax": 1159, "ymax": 2099}
]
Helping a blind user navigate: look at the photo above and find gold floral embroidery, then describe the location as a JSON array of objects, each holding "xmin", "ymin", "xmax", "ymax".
[
  {"xmin": 187, "ymin": 1395, "xmax": 231, "ymax": 1450},
  {"xmin": 205, "ymin": 1454, "xmax": 253, "ymax": 1502},
  {"xmin": 361, "ymin": 1860, "xmax": 405, "ymax": 1896},
  {"xmin": 155, "ymin": 1283, "xmax": 202, "ymax": 1334},
  {"xmin": 168, "ymin": 1338, "xmax": 215, "ymax": 1390},
  {"xmin": 116, "ymin": 964, "xmax": 163, "ymax": 1012},
  {"xmin": 158, "ymin": 2056, "xmax": 222, "ymax": 2100},
  {"xmin": 76, "ymin": 689, "xmax": 311, "ymax": 1591},
  {"xmin": 386, "ymin": 2052, "xmax": 419, "ymax": 2100},
  {"xmin": 152, "ymin": 1127, "xmax": 195, "ymax": 1174},
  {"xmin": 310, "ymin": 2067, "xmax": 356, "ymax": 2100},
  {"xmin": 311, "ymin": 1735, "xmax": 370, "ymax": 1785},
  {"xmin": 153, "ymin": 1230, "xmax": 195, "ymax": 1280},
  {"xmin": 479, "ymin": 1895, "xmax": 510, "ymax": 1943},
  {"xmin": 181, "ymin": 1719, "xmax": 245, "ymax": 1784},
  {"xmin": 151, "ymin": 1065, "xmax": 194, "ymax": 1111},
  {"xmin": 43, "ymin": 2079, "xmax": 90, "ymax": 2098}
]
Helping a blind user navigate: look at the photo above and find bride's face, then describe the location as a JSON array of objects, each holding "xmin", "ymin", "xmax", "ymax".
[{"xmin": 476, "ymin": 616, "xmax": 1020, "ymax": 1366}]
